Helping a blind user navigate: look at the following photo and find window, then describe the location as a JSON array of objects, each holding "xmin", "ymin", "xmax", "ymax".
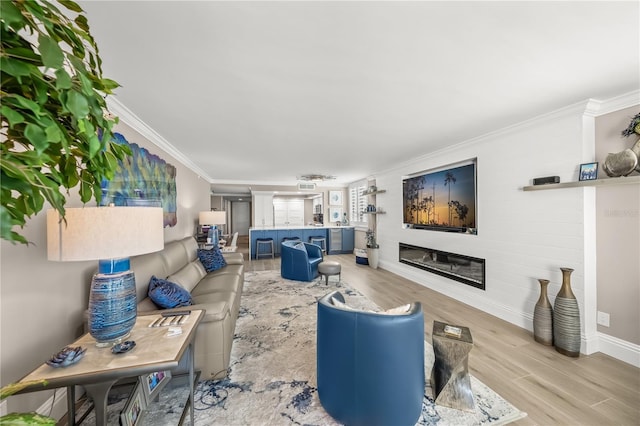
[{"xmin": 349, "ymin": 180, "xmax": 368, "ymax": 226}]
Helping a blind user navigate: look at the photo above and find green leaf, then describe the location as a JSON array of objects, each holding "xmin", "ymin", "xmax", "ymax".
[
  {"xmin": 62, "ymin": 157, "xmax": 80, "ymax": 187},
  {"xmin": 4, "ymin": 94, "xmax": 43, "ymax": 117},
  {"xmin": 54, "ymin": 68, "xmax": 72, "ymax": 89},
  {"xmin": 22, "ymin": 1, "xmax": 45, "ymax": 26},
  {"xmin": 0, "ymin": 57, "xmax": 32, "ymax": 78},
  {"xmin": 0, "ymin": 206, "xmax": 21, "ymax": 244},
  {"xmin": 38, "ymin": 34, "xmax": 64, "ymax": 69},
  {"xmin": 64, "ymin": 90, "xmax": 90, "ymax": 118},
  {"xmin": 65, "ymin": 53, "xmax": 86, "ymax": 75},
  {"xmin": 4, "ymin": 47, "xmax": 41, "ymax": 63},
  {"xmin": 32, "ymin": 76, "xmax": 50, "ymax": 105},
  {"xmin": 74, "ymin": 14, "xmax": 89, "ymax": 32},
  {"xmin": 79, "ymin": 170, "xmax": 92, "ymax": 202},
  {"xmin": 59, "ymin": 0, "xmax": 83, "ymax": 13},
  {"xmin": 24, "ymin": 124, "xmax": 49, "ymax": 152},
  {"xmin": 102, "ymin": 151, "xmax": 118, "ymax": 180},
  {"xmin": 45, "ymin": 123, "xmax": 63, "ymax": 143},
  {"xmin": 78, "ymin": 72, "xmax": 95, "ymax": 96},
  {"xmin": 0, "ymin": 1, "xmax": 25, "ymax": 30},
  {"xmin": 92, "ymin": 178, "xmax": 103, "ymax": 204},
  {"xmin": 1, "ymin": 107, "xmax": 25, "ymax": 127},
  {"xmin": 101, "ymin": 78, "xmax": 120, "ymax": 91},
  {"xmin": 88, "ymin": 132, "xmax": 101, "ymax": 158}
]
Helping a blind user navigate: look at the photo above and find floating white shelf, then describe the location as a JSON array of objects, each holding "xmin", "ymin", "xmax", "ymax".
[
  {"xmin": 522, "ymin": 175, "xmax": 640, "ymax": 191},
  {"xmin": 362, "ymin": 189, "xmax": 386, "ymax": 196}
]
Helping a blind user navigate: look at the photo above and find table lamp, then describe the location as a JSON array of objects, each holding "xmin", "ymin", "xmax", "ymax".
[
  {"xmin": 47, "ymin": 206, "xmax": 164, "ymax": 346},
  {"xmin": 199, "ymin": 211, "xmax": 226, "ymax": 246}
]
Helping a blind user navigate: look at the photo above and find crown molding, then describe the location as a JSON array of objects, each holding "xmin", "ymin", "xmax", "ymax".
[
  {"xmin": 106, "ymin": 97, "xmax": 213, "ymax": 181},
  {"xmin": 369, "ymin": 90, "xmax": 640, "ymax": 180},
  {"xmin": 590, "ymin": 90, "xmax": 640, "ymax": 116}
]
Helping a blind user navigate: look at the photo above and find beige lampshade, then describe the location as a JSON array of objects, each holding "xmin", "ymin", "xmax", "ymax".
[
  {"xmin": 199, "ymin": 210, "xmax": 226, "ymax": 225},
  {"xmin": 47, "ymin": 207, "xmax": 164, "ymax": 261}
]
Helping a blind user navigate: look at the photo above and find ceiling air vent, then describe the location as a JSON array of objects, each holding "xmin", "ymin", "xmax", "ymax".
[{"xmin": 298, "ymin": 183, "xmax": 317, "ymax": 190}]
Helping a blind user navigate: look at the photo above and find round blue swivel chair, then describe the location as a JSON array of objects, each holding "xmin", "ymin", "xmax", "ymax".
[{"xmin": 317, "ymin": 291, "xmax": 425, "ymax": 426}]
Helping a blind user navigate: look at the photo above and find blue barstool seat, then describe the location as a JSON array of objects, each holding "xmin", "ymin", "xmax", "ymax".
[
  {"xmin": 309, "ymin": 236, "xmax": 326, "ymax": 252},
  {"xmin": 282, "ymin": 236, "xmax": 301, "ymax": 244},
  {"xmin": 256, "ymin": 238, "xmax": 274, "ymax": 259}
]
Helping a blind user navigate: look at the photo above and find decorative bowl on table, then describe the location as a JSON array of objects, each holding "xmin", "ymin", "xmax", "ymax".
[
  {"xmin": 111, "ymin": 340, "xmax": 136, "ymax": 354},
  {"xmin": 46, "ymin": 346, "xmax": 86, "ymax": 368}
]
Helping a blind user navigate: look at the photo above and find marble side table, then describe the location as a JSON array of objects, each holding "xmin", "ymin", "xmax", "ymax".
[
  {"xmin": 431, "ymin": 320, "xmax": 475, "ymax": 412},
  {"xmin": 14, "ymin": 310, "xmax": 204, "ymax": 426}
]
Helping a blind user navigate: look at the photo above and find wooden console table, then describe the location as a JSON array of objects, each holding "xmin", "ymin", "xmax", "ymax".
[{"xmin": 14, "ymin": 310, "xmax": 204, "ymax": 426}]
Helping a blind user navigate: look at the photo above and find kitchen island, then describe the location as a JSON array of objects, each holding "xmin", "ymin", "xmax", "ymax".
[{"xmin": 249, "ymin": 225, "xmax": 354, "ymax": 259}]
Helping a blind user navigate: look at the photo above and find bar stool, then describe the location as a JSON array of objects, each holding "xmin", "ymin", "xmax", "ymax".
[
  {"xmin": 256, "ymin": 238, "xmax": 274, "ymax": 259},
  {"xmin": 309, "ymin": 236, "xmax": 326, "ymax": 252},
  {"xmin": 282, "ymin": 236, "xmax": 301, "ymax": 244}
]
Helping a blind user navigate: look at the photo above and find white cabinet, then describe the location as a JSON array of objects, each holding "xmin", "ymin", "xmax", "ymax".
[
  {"xmin": 273, "ymin": 199, "xmax": 304, "ymax": 226},
  {"xmin": 253, "ymin": 193, "xmax": 274, "ymax": 227}
]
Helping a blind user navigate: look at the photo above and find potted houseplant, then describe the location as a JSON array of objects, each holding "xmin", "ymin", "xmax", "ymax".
[
  {"xmin": 1, "ymin": 0, "xmax": 130, "ymax": 244},
  {"xmin": 366, "ymin": 229, "xmax": 380, "ymax": 269}
]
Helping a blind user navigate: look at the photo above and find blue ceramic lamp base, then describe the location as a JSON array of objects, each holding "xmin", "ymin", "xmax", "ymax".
[{"xmin": 89, "ymin": 258, "xmax": 137, "ymax": 347}]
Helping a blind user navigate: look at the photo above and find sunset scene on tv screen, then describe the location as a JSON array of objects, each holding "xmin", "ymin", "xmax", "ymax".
[{"xmin": 403, "ymin": 164, "xmax": 476, "ymax": 229}]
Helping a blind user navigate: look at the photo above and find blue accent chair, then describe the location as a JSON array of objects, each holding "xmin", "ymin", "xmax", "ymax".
[
  {"xmin": 280, "ymin": 240, "xmax": 324, "ymax": 281},
  {"xmin": 317, "ymin": 291, "xmax": 425, "ymax": 426}
]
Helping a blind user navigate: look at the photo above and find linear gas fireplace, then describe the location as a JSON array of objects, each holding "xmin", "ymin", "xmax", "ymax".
[{"xmin": 399, "ymin": 243, "xmax": 485, "ymax": 290}]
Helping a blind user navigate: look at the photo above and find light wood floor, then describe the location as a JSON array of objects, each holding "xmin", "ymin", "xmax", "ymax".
[{"xmin": 237, "ymin": 236, "xmax": 640, "ymax": 425}]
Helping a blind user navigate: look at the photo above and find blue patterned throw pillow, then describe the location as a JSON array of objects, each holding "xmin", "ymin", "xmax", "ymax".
[
  {"xmin": 148, "ymin": 276, "xmax": 192, "ymax": 309},
  {"xmin": 198, "ymin": 246, "xmax": 227, "ymax": 272}
]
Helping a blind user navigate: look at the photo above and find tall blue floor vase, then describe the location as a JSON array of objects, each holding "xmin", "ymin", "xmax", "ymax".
[
  {"xmin": 553, "ymin": 267, "xmax": 581, "ymax": 357},
  {"xmin": 89, "ymin": 258, "xmax": 137, "ymax": 346}
]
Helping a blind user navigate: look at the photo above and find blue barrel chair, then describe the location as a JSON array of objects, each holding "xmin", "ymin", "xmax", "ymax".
[
  {"xmin": 316, "ymin": 291, "xmax": 425, "ymax": 426},
  {"xmin": 280, "ymin": 240, "xmax": 324, "ymax": 281}
]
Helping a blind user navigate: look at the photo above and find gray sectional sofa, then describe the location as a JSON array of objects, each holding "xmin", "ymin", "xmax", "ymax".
[{"xmin": 130, "ymin": 236, "xmax": 244, "ymax": 380}]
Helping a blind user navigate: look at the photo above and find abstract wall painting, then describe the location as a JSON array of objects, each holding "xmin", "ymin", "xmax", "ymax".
[{"xmin": 100, "ymin": 132, "xmax": 177, "ymax": 227}]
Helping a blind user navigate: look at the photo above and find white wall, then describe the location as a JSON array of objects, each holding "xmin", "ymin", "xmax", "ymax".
[
  {"xmin": 594, "ymin": 106, "xmax": 640, "ymax": 349},
  {"xmin": 0, "ymin": 120, "xmax": 211, "ymax": 415},
  {"xmin": 373, "ymin": 96, "xmax": 639, "ymax": 365}
]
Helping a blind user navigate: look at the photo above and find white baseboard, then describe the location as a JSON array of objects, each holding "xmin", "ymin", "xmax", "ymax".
[
  {"xmin": 381, "ymin": 260, "xmax": 532, "ymax": 329},
  {"xmin": 379, "ymin": 260, "xmax": 639, "ymax": 367},
  {"xmin": 36, "ymin": 387, "xmax": 75, "ymax": 422},
  {"xmin": 596, "ymin": 332, "xmax": 640, "ymax": 368}
]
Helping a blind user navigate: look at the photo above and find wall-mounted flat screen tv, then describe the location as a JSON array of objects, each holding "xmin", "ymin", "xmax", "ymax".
[{"xmin": 402, "ymin": 160, "xmax": 477, "ymax": 233}]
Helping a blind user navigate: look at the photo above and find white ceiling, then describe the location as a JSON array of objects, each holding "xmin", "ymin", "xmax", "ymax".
[{"xmin": 79, "ymin": 1, "xmax": 639, "ymax": 190}]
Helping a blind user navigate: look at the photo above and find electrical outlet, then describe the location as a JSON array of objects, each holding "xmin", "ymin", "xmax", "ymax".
[{"xmin": 597, "ymin": 311, "xmax": 610, "ymax": 327}]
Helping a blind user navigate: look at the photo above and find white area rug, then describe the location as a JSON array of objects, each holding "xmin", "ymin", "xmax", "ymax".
[{"xmin": 82, "ymin": 270, "xmax": 527, "ymax": 425}]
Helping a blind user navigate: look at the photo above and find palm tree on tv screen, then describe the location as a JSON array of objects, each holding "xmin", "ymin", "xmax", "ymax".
[{"xmin": 444, "ymin": 172, "xmax": 457, "ymax": 225}]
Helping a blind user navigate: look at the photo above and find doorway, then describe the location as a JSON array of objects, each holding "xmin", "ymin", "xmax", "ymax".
[{"xmin": 231, "ymin": 201, "xmax": 250, "ymax": 236}]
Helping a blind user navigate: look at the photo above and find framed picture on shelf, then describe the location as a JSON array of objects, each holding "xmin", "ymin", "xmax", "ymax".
[
  {"xmin": 120, "ymin": 381, "xmax": 146, "ymax": 426},
  {"xmin": 329, "ymin": 191, "xmax": 343, "ymax": 206},
  {"xmin": 579, "ymin": 162, "xmax": 598, "ymax": 181},
  {"xmin": 140, "ymin": 370, "xmax": 171, "ymax": 404}
]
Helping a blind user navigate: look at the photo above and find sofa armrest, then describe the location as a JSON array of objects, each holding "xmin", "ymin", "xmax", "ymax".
[
  {"xmin": 138, "ymin": 301, "xmax": 228, "ymax": 323},
  {"xmin": 222, "ymin": 252, "xmax": 244, "ymax": 265}
]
